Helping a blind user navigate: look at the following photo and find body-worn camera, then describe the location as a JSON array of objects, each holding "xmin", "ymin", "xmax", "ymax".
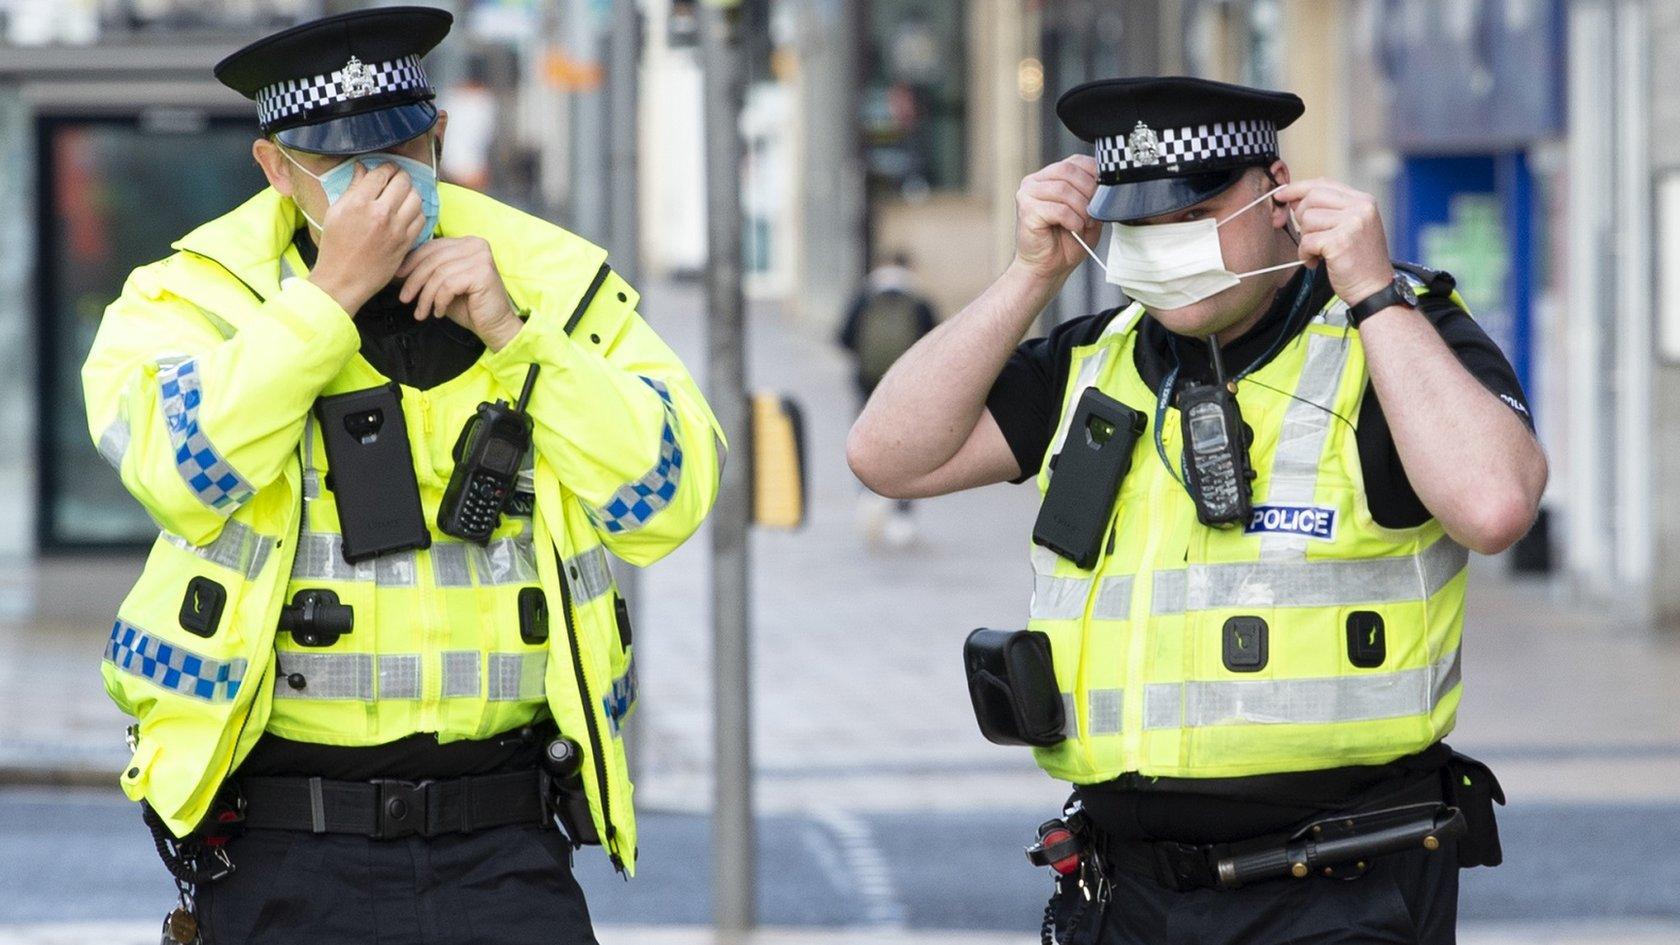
[{"xmin": 438, "ymin": 366, "xmax": 539, "ymax": 543}]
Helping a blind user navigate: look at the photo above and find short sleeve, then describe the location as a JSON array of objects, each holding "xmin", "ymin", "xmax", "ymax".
[
  {"xmin": 986, "ymin": 312, "xmax": 1109, "ymax": 484},
  {"xmin": 1358, "ymin": 294, "xmax": 1534, "ymax": 528}
]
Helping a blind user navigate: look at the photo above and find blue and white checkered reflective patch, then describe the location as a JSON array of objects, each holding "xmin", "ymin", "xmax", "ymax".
[
  {"xmin": 158, "ymin": 358, "xmax": 255, "ymax": 511},
  {"xmin": 1245, "ymin": 505, "xmax": 1337, "ymax": 541},
  {"xmin": 591, "ymin": 378, "xmax": 684, "ymax": 534},
  {"xmin": 103, "ymin": 619, "xmax": 247, "ymax": 703},
  {"xmin": 603, "ymin": 655, "xmax": 637, "ymax": 734}
]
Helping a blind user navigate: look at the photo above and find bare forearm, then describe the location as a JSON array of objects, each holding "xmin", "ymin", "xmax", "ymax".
[
  {"xmin": 1360, "ymin": 306, "xmax": 1548, "ymax": 553},
  {"xmin": 848, "ymin": 261, "xmax": 1062, "ymax": 490}
]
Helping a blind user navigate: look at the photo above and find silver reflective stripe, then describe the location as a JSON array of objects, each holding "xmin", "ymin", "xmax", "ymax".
[
  {"xmin": 1032, "ymin": 572, "xmax": 1091, "ymax": 621},
  {"xmin": 1090, "ymin": 577, "xmax": 1132, "ymax": 621},
  {"xmin": 1150, "ymin": 537, "xmax": 1467, "ymax": 613},
  {"xmin": 441, "ymin": 650, "xmax": 481, "ymax": 698},
  {"xmin": 487, "ymin": 652, "xmax": 547, "ymax": 702},
  {"xmin": 1045, "ymin": 345, "xmax": 1116, "ymax": 466},
  {"xmin": 1164, "ymin": 648, "xmax": 1462, "ymax": 728},
  {"xmin": 274, "ymin": 651, "xmax": 374, "ymax": 701},
  {"xmin": 279, "ymin": 254, "xmax": 298, "ymax": 282},
  {"xmin": 379, "ymin": 654, "xmax": 421, "ymax": 700},
  {"xmin": 1028, "ymin": 546, "xmax": 1131, "ymax": 621},
  {"xmin": 1152, "ymin": 570, "xmax": 1186, "ymax": 616},
  {"xmin": 1060, "ymin": 693, "xmax": 1078, "ymax": 739},
  {"xmin": 163, "ymin": 520, "xmax": 275, "ymax": 581},
  {"xmin": 563, "ymin": 545, "xmax": 614, "ymax": 606},
  {"xmin": 1319, "ymin": 300, "xmax": 1350, "ymax": 329},
  {"xmin": 1144, "ymin": 684, "xmax": 1182, "ymax": 730},
  {"xmin": 430, "ymin": 543, "xmax": 474, "ymax": 587},
  {"xmin": 1087, "ymin": 688, "xmax": 1123, "ymax": 735},
  {"xmin": 98, "ymin": 414, "xmax": 131, "ymax": 471},
  {"xmin": 290, "ymin": 531, "xmax": 419, "ymax": 587},
  {"xmin": 301, "ymin": 414, "xmax": 322, "ymax": 501},
  {"xmin": 375, "ymin": 553, "xmax": 418, "ymax": 587},
  {"xmin": 472, "ymin": 534, "xmax": 538, "ymax": 586},
  {"xmin": 1259, "ymin": 332, "xmax": 1350, "ymax": 559}
]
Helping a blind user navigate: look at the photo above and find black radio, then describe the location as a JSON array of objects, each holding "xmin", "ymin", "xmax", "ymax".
[
  {"xmin": 438, "ymin": 366, "xmax": 538, "ymax": 544},
  {"xmin": 1178, "ymin": 337, "xmax": 1254, "ymax": 527}
]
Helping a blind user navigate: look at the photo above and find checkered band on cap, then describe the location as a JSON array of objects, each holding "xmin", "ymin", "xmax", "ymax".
[
  {"xmin": 255, "ymin": 54, "xmax": 430, "ymax": 129},
  {"xmin": 1095, "ymin": 119, "xmax": 1278, "ymax": 180}
]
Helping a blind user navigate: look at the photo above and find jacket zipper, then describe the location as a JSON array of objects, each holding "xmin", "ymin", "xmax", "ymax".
[{"xmin": 554, "ymin": 544, "xmax": 622, "ymax": 871}]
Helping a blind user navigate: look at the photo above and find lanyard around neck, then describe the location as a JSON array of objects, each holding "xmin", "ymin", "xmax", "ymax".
[{"xmin": 1148, "ymin": 267, "xmax": 1320, "ymax": 486}]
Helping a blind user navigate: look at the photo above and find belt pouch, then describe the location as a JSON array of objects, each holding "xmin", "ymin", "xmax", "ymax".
[
  {"xmin": 963, "ymin": 628, "xmax": 1066, "ymax": 748},
  {"xmin": 1442, "ymin": 750, "xmax": 1506, "ymax": 868}
]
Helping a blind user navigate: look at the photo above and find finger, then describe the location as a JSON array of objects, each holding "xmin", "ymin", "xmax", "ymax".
[
  {"xmin": 1294, "ymin": 207, "xmax": 1344, "ymax": 233},
  {"xmin": 399, "ymin": 242, "xmax": 471, "ymax": 301},
  {"xmin": 354, "ymin": 161, "xmax": 400, "ymax": 197},
  {"xmin": 1297, "ymin": 232, "xmax": 1329, "ymax": 266},
  {"xmin": 1032, "ymin": 159, "xmax": 1098, "ymax": 194},
  {"xmin": 394, "ymin": 188, "xmax": 424, "ymax": 232},
  {"xmin": 1037, "ymin": 166, "xmax": 1098, "ymax": 201},
  {"xmin": 376, "ymin": 167, "xmax": 415, "ymax": 204},
  {"xmin": 1021, "ymin": 198, "xmax": 1085, "ymax": 237},
  {"xmin": 1047, "ymin": 155, "xmax": 1099, "ymax": 189},
  {"xmin": 1024, "ymin": 178, "xmax": 1091, "ymax": 213},
  {"xmin": 395, "ymin": 237, "xmax": 451, "ymax": 278},
  {"xmin": 414, "ymin": 259, "xmax": 472, "ymax": 320}
]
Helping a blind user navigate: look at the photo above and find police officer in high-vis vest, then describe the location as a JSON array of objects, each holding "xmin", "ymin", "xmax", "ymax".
[
  {"xmin": 82, "ymin": 8, "xmax": 721, "ymax": 943},
  {"xmin": 848, "ymin": 77, "xmax": 1546, "ymax": 944}
]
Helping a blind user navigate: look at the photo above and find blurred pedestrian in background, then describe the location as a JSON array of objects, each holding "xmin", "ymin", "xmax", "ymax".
[
  {"xmin": 848, "ymin": 75, "xmax": 1545, "ymax": 945},
  {"xmin": 839, "ymin": 252, "xmax": 936, "ymax": 549},
  {"xmin": 80, "ymin": 6, "xmax": 721, "ymax": 943}
]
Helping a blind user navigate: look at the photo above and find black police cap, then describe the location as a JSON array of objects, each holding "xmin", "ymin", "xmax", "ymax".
[
  {"xmin": 1056, "ymin": 76, "xmax": 1305, "ymax": 223},
  {"xmin": 215, "ymin": 6, "xmax": 452, "ymax": 156}
]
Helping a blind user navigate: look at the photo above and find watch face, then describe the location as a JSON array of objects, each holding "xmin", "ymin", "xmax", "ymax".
[{"xmin": 1396, "ymin": 278, "xmax": 1419, "ymax": 306}]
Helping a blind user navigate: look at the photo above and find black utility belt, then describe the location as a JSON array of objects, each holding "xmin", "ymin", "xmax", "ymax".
[
  {"xmin": 238, "ymin": 769, "xmax": 547, "ymax": 840},
  {"xmin": 1068, "ymin": 752, "xmax": 1505, "ymax": 893}
]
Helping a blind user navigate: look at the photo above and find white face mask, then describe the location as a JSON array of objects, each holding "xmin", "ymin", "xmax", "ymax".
[{"xmin": 1099, "ymin": 184, "xmax": 1303, "ymax": 312}]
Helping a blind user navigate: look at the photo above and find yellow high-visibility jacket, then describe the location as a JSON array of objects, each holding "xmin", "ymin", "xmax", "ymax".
[
  {"xmin": 82, "ymin": 183, "xmax": 723, "ymax": 875},
  {"xmin": 1028, "ymin": 273, "xmax": 1468, "ymax": 784}
]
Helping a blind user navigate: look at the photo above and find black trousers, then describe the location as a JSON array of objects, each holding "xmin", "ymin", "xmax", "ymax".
[
  {"xmin": 1053, "ymin": 842, "xmax": 1459, "ymax": 945},
  {"xmin": 196, "ymin": 823, "xmax": 598, "ymax": 945}
]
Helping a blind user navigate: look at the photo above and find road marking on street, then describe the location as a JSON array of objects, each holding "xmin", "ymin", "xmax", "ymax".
[{"xmin": 808, "ymin": 807, "xmax": 908, "ymax": 930}]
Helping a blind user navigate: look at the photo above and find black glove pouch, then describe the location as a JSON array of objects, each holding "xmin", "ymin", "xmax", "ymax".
[
  {"xmin": 1441, "ymin": 749, "xmax": 1506, "ymax": 868},
  {"xmin": 964, "ymin": 628, "xmax": 1066, "ymax": 748}
]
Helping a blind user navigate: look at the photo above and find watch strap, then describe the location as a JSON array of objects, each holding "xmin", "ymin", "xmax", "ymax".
[{"xmin": 1345, "ymin": 278, "xmax": 1415, "ymax": 327}]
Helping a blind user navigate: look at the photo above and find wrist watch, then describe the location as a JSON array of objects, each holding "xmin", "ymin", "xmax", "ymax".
[{"xmin": 1344, "ymin": 276, "xmax": 1420, "ymax": 327}]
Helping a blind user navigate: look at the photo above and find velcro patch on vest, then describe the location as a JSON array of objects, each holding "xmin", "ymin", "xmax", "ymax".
[{"xmin": 1245, "ymin": 505, "xmax": 1337, "ymax": 541}]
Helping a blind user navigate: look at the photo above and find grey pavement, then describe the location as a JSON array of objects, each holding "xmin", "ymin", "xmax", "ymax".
[{"xmin": 1, "ymin": 280, "xmax": 1679, "ymax": 941}]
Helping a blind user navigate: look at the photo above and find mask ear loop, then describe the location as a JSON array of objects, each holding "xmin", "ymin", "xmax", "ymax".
[
  {"xmin": 1068, "ymin": 228, "xmax": 1107, "ymax": 273},
  {"xmin": 276, "ymin": 143, "xmax": 330, "ymax": 233}
]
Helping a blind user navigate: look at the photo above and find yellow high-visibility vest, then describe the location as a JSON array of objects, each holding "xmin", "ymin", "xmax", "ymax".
[
  {"xmin": 1027, "ymin": 276, "xmax": 1467, "ymax": 784},
  {"xmin": 83, "ymin": 184, "xmax": 725, "ymax": 875}
]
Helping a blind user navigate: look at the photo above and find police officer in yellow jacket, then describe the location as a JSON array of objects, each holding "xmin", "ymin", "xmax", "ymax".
[
  {"xmin": 81, "ymin": 7, "xmax": 721, "ymax": 943},
  {"xmin": 848, "ymin": 77, "xmax": 1546, "ymax": 944}
]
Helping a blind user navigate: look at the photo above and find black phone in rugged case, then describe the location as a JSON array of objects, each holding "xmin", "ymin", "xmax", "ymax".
[
  {"xmin": 315, "ymin": 384, "xmax": 432, "ymax": 564},
  {"xmin": 1031, "ymin": 388, "xmax": 1146, "ymax": 569}
]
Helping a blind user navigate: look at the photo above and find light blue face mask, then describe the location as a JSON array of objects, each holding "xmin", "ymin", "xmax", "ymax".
[{"xmin": 281, "ymin": 138, "xmax": 441, "ymax": 251}]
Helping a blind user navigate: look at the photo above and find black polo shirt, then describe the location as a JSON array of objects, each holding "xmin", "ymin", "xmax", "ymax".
[
  {"xmin": 984, "ymin": 267, "xmax": 1532, "ymax": 842},
  {"xmin": 987, "ymin": 267, "xmax": 1532, "ymax": 526}
]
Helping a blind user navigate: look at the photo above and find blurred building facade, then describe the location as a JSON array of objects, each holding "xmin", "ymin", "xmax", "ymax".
[{"xmin": 2, "ymin": 0, "xmax": 1680, "ymax": 630}]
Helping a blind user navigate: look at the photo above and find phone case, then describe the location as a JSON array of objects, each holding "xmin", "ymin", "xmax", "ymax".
[
  {"xmin": 1031, "ymin": 388, "xmax": 1146, "ymax": 569},
  {"xmin": 314, "ymin": 384, "xmax": 432, "ymax": 563}
]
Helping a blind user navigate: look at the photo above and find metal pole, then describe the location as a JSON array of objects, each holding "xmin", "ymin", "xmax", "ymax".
[
  {"xmin": 607, "ymin": 0, "xmax": 647, "ymax": 768},
  {"xmin": 700, "ymin": 0, "xmax": 754, "ymax": 932}
]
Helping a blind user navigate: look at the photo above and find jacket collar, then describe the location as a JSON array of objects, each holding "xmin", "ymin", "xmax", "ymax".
[{"xmin": 170, "ymin": 183, "xmax": 613, "ymax": 317}]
